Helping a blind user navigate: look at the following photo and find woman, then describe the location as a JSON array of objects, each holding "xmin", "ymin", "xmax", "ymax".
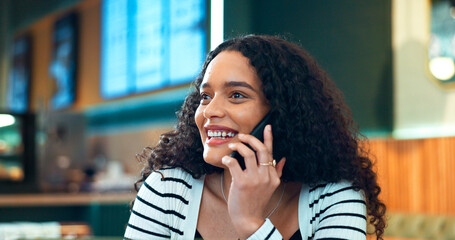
[{"xmin": 124, "ymin": 35, "xmax": 386, "ymax": 240}]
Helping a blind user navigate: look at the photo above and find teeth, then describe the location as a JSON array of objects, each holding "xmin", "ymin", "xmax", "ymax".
[{"xmin": 207, "ymin": 130, "xmax": 236, "ymax": 139}]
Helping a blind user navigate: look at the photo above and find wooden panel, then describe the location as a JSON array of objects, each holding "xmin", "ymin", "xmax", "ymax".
[
  {"xmin": 0, "ymin": 192, "xmax": 135, "ymax": 207},
  {"xmin": 368, "ymin": 136, "xmax": 455, "ymax": 215}
]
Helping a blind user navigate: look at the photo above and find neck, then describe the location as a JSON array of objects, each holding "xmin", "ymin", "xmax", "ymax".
[{"xmin": 221, "ymin": 169, "xmax": 232, "ymax": 201}]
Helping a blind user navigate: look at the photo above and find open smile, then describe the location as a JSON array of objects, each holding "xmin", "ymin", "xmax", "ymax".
[
  {"xmin": 204, "ymin": 126, "xmax": 238, "ymax": 145},
  {"xmin": 207, "ymin": 130, "xmax": 237, "ymax": 140}
]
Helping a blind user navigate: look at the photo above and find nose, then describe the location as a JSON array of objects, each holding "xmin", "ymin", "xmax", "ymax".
[{"xmin": 203, "ymin": 95, "xmax": 225, "ymax": 119}]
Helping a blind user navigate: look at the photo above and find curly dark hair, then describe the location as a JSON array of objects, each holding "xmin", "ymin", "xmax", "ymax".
[{"xmin": 136, "ymin": 35, "xmax": 386, "ymax": 239}]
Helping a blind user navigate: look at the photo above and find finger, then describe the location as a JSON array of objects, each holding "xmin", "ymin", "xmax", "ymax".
[
  {"xmin": 263, "ymin": 124, "xmax": 273, "ymax": 153},
  {"xmin": 228, "ymin": 143, "xmax": 258, "ymax": 171},
  {"xmin": 222, "ymin": 155, "xmax": 244, "ymax": 178},
  {"xmin": 238, "ymin": 133, "xmax": 270, "ymax": 164},
  {"xmin": 275, "ymin": 157, "xmax": 286, "ymax": 179},
  {"xmin": 265, "ymin": 157, "xmax": 285, "ymax": 180}
]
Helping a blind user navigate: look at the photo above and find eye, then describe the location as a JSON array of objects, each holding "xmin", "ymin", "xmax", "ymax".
[
  {"xmin": 231, "ymin": 92, "xmax": 245, "ymax": 99},
  {"xmin": 201, "ymin": 93, "xmax": 210, "ymax": 100},
  {"xmin": 200, "ymin": 93, "xmax": 211, "ymax": 104}
]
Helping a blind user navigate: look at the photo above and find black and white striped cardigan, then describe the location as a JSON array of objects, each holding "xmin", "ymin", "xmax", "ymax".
[{"xmin": 124, "ymin": 168, "xmax": 367, "ymax": 239}]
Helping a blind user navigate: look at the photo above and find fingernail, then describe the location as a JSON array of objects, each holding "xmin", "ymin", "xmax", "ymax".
[
  {"xmin": 238, "ymin": 133, "xmax": 244, "ymax": 138},
  {"xmin": 267, "ymin": 125, "xmax": 272, "ymax": 131},
  {"xmin": 228, "ymin": 143, "xmax": 235, "ymax": 148}
]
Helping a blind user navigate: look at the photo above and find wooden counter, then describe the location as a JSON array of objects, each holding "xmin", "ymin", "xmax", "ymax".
[{"xmin": 0, "ymin": 192, "xmax": 136, "ymax": 207}]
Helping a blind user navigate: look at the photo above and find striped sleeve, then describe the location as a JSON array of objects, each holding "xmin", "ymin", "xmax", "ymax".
[
  {"xmin": 247, "ymin": 218, "xmax": 283, "ymax": 240},
  {"xmin": 309, "ymin": 182, "xmax": 367, "ymax": 240},
  {"xmin": 124, "ymin": 171, "xmax": 187, "ymax": 239}
]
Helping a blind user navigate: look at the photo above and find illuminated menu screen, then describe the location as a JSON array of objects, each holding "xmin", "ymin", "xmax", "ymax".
[
  {"xmin": 101, "ymin": 0, "xmax": 206, "ymax": 99},
  {"xmin": 7, "ymin": 36, "xmax": 30, "ymax": 113}
]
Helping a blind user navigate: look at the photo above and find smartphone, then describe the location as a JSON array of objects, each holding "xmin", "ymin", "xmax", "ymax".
[{"xmin": 230, "ymin": 113, "xmax": 283, "ymax": 170}]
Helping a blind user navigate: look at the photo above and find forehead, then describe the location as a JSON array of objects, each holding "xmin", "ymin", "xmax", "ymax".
[{"xmin": 201, "ymin": 51, "xmax": 262, "ymax": 89}]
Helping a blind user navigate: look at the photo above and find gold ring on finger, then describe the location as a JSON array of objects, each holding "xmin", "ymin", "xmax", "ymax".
[{"xmin": 259, "ymin": 159, "xmax": 276, "ymax": 168}]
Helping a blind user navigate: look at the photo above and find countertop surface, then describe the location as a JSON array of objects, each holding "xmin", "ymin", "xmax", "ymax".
[{"xmin": 0, "ymin": 192, "xmax": 136, "ymax": 206}]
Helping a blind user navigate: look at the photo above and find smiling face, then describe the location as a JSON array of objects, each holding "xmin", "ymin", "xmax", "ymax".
[{"xmin": 195, "ymin": 51, "xmax": 270, "ymax": 168}]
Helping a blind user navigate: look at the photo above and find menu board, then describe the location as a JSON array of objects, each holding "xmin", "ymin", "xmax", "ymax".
[
  {"xmin": 101, "ymin": 0, "xmax": 130, "ymax": 98},
  {"xmin": 7, "ymin": 36, "xmax": 31, "ymax": 113},
  {"xmin": 101, "ymin": 0, "xmax": 206, "ymax": 99},
  {"xmin": 49, "ymin": 13, "xmax": 78, "ymax": 110}
]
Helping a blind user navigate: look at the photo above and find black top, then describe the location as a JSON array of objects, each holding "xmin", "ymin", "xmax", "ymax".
[{"xmin": 194, "ymin": 229, "xmax": 302, "ymax": 239}]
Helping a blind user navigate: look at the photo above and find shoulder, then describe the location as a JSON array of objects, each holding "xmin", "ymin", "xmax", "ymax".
[
  {"xmin": 126, "ymin": 168, "xmax": 202, "ymax": 239},
  {"xmin": 130, "ymin": 168, "xmax": 200, "ymax": 231},
  {"xmin": 307, "ymin": 181, "xmax": 366, "ymax": 214},
  {"xmin": 303, "ymin": 181, "xmax": 367, "ymax": 239},
  {"xmin": 308, "ymin": 181, "xmax": 365, "ymax": 204},
  {"xmin": 144, "ymin": 167, "xmax": 195, "ymax": 186},
  {"xmin": 140, "ymin": 167, "xmax": 197, "ymax": 197}
]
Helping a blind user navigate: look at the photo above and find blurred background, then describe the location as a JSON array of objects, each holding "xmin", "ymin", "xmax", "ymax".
[{"xmin": 0, "ymin": 0, "xmax": 454, "ymax": 239}]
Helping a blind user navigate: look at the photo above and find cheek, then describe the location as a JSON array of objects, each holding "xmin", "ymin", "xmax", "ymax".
[
  {"xmin": 235, "ymin": 110, "xmax": 250, "ymax": 119},
  {"xmin": 194, "ymin": 107, "xmax": 205, "ymax": 132},
  {"xmin": 234, "ymin": 106, "xmax": 269, "ymax": 132}
]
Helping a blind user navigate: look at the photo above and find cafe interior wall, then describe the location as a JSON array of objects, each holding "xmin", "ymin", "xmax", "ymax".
[
  {"xmin": 0, "ymin": 0, "xmax": 178, "ymax": 192},
  {"xmin": 226, "ymin": 0, "xmax": 394, "ymax": 136},
  {"xmin": 1, "ymin": 0, "xmax": 453, "ymax": 192},
  {"xmin": 1, "ymin": 0, "xmax": 395, "ymax": 192},
  {"xmin": 1, "ymin": 0, "xmax": 454, "ymax": 236},
  {"xmin": 225, "ymin": 0, "xmax": 455, "ymax": 139},
  {"xmin": 393, "ymin": 0, "xmax": 455, "ymax": 139}
]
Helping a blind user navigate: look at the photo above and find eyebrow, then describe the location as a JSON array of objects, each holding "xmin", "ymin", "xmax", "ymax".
[{"xmin": 200, "ymin": 81, "xmax": 256, "ymax": 91}]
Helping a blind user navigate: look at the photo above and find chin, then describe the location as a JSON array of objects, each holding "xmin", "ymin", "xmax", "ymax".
[{"xmin": 202, "ymin": 148, "xmax": 231, "ymax": 169}]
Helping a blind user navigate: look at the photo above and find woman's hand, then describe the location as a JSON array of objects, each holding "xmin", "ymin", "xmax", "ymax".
[{"xmin": 221, "ymin": 124, "xmax": 286, "ymax": 239}]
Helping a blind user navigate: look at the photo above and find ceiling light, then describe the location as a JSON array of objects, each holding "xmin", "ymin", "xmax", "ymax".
[
  {"xmin": 429, "ymin": 57, "xmax": 455, "ymax": 81},
  {"xmin": 0, "ymin": 114, "xmax": 16, "ymax": 128}
]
